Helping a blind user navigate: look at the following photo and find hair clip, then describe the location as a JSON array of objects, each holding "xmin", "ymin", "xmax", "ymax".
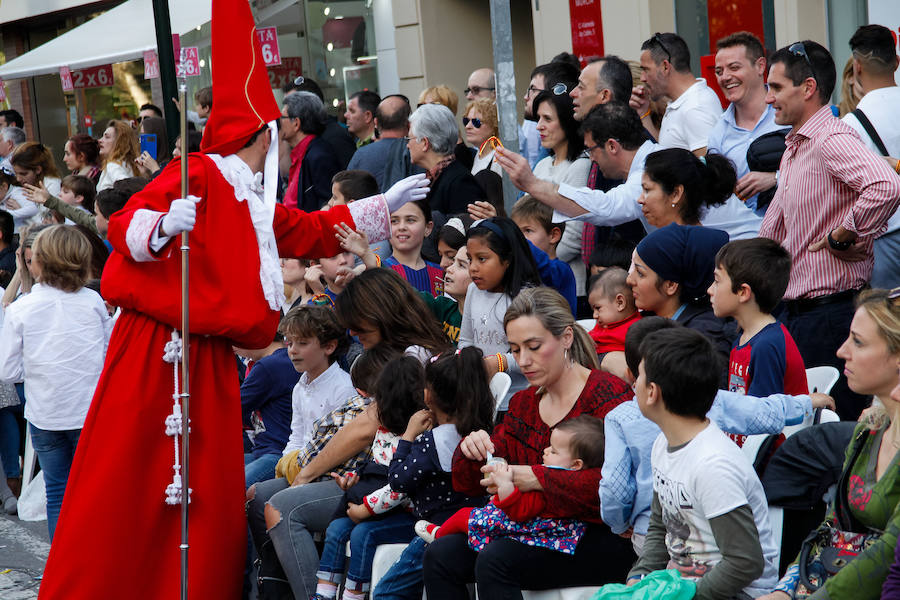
[{"xmin": 445, "ymin": 217, "xmax": 465, "ymax": 235}]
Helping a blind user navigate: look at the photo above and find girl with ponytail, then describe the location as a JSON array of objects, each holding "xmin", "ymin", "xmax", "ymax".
[
  {"xmin": 639, "ymin": 147, "xmax": 736, "ymax": 228},
  {"xmin": 368, "ymin": 347, "xmax": 496, "ymax": 599}
]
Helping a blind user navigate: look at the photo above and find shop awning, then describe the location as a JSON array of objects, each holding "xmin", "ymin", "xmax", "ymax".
[{"xmin": 0, "ymin": 0, "xmax": 211, "ymax": 80}]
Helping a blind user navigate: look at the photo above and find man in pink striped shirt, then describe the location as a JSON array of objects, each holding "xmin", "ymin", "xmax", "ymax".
[{"xmin": 760, "ymin": 40, "xmax": 900, "ymax": 419}]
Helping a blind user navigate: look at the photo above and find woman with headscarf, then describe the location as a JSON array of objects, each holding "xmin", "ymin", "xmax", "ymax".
[{"xmin": 626, "ymin": 223, "xmax": 733, "ymax": 363}]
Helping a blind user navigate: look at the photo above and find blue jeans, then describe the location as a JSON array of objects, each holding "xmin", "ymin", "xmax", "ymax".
[
  {"xmin": 318, "ymin": 513, "xmax": 416, "ymax": 591},
  {"xmin": 873, "ymin": 228, "xmax": 900, "ymax": 289},
  {"xmin": 29, "ymin": 425, "xmax": 80, "ymax": 540},
  {"xmin": 372, "ymin": 537, "xmax": 427, "ymax": 600},
  {"xmin": 0, "ymin": 404, "xmax": 24, "ymax": 478},
  {"xmin": 244, "ymin": 452, "xmax": 280, "ymax": 488}
]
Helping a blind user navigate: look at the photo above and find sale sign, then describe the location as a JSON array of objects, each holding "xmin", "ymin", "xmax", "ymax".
[
  {"xmin": 181, "ymin": 47, "xmax": 201, "ymax": 77},
  {"xmin": 59, "ymin": 66, "xmax": 74, "ymax": 92},
  {"xmin": 72, "ymin": 64, "xmax": 114, "ymax": 89},
  {"xmin": 569, "ymin": 0, "xmax": 604, "ymax": 66},
  {"xmin": 143, "ymin": 50, "xmax": 160, "ymax": 80},
  {"xmin": 267, "ymin": 57, "xmax": 302, "ymax": 90},
  {"xmin": 257, "ymin": 27, "xmax": 281, "ymax": 66}
]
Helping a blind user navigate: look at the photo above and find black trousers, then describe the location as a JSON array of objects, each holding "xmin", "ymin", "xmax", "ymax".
[
  {"xmin": 422, "ymin": 524, "xmax": 635, "ymax": 600},
  {"xmin": 777, "ymin": 294, "xmax": 867, "ymax": 420}
]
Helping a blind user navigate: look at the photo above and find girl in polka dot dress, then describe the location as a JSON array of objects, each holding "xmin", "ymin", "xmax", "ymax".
[{"xmin": 386, "ymin": 347, "xmax": 496, "ymax": 528}]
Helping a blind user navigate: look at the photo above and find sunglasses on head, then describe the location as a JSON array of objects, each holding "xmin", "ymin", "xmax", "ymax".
[
  {"xmin": 652, "ymin": 32, "xmax": 672, "ymax": 63},
  {"xmin": 463, "ymin": 117, "xmax": 482, "ymax": 128},
  {"xmin": 527, "ymin": 82, "xmax": 569, "ymax": 97},
  {"xmin": 788, "ymin": 42, "xmax": 818, "ymax": 83}
]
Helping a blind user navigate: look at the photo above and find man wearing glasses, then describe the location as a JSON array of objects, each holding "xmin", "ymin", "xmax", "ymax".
[
  {"xmin": 465, "ymin": 68, "xmax": 496, "ymax": 102},
  {"xmin": 760, "ymin": 39, "xmax": 900, "ymax": 419},
  {"xmin": 630, "ymin": 32, "xmax": 722, "ymax": 157}
]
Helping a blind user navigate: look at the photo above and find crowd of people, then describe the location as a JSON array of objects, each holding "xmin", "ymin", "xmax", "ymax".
[{"xmin": 0, "ymin": 16, "xmax": 898, "ymax": 600}]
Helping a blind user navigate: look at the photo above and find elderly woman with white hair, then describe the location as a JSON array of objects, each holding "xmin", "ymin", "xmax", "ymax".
[{"xmin": 407, "ymin": 103, "xmax": 485, "ymax": 215}]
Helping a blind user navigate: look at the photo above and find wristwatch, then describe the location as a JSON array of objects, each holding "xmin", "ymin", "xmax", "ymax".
[{"xmin": 827, "ymin": 230, "xmax": 853, "ymax": 251}]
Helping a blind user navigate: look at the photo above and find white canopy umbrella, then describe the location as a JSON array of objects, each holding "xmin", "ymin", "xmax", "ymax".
[{"xmin": 0, "ymin": 0, "xmax": 211, "ymax": 80}]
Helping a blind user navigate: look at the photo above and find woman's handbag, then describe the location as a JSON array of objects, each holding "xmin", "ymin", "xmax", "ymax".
[{"xmin": 795, "ymin": 429, "xmax": 880, "ymax": 598}]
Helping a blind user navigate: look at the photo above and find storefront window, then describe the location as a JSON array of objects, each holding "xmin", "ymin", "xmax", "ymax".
[{"xmin": 304, "ymin": 0, "xmax": 378, "ymax": 115}]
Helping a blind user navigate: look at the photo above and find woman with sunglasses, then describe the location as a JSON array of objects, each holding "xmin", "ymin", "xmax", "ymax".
[
  {"xmin": 531, "ymin": 83, "xmax": 591, "ymax": 313},
  {"xmin": 463, "ymin": 99, "xmax": 502, "ymax": 177}
]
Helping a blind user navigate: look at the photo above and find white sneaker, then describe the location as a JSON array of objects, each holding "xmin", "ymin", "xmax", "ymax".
[{"xmin": 415, "ymin": 520, "xmax": 438, "ymax": 543}]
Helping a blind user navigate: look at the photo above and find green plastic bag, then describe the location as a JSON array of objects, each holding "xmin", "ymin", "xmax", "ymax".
[{"xmin": 591, "ymin": 569, "xmax": 697, "ymax": 600}]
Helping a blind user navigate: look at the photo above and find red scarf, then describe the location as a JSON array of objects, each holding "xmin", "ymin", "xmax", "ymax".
[{"xmin": 284, "ymin": 134, "xmax": 316, "ymax": 209}]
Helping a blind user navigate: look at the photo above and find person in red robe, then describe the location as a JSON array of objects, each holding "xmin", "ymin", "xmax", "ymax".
[{"xmin": 37, "ymin": 0, "xmax": 427, "ymax": 597}]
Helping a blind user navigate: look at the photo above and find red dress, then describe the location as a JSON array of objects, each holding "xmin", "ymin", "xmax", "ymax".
[{"xmin": 38, "ymin": 155, "xmax": 384, "ymax": 600}]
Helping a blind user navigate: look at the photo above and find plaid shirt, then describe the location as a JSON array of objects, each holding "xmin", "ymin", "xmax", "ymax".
[{"xmin": 297, "ymin": 394, "xmax": 373, "ymax": 480}]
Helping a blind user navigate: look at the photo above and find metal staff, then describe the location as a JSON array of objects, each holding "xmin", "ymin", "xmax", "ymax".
[{"xmin": 177, "ymin": 49, "xmax": 191, "ymax": 600}]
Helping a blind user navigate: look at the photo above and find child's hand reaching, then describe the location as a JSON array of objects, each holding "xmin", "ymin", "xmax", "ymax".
[
  {"xmin": 482, "ymin": 461, "xmax": 515, "ymax": 500},
  {"xmin": 304, "ymin": 264, "xmax": 327, "ymax": 294},
  {"xmin": 402, "ymin": 409, "xmax": 433, "ymax": 442},
  {"xmin": 346, "ymin": 502, "xmax": 370, "ymax": 523},
  {"xmin": 333, "ymin": 266, "xmax": 357, "ymax": 288},
  {"xmin": 810, "ymin": 392, "xmax": 836, "ymax": 411},
  {"xmin": 22, "ymin": 183, "xmax": 50, "ymax": 205},
  {"xmin": 330, "ymin": 471, "xmax": 359, "ymax": 491},
  {"xmin": 334, "ymin": 223, "xmax": 370, "ymax": 257}
]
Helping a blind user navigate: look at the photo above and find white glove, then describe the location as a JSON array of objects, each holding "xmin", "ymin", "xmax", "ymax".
[
  {"xmin": 384, "ymin": 174, "xmax": 430, "ymax": 213},
  {"xmin": 160, "ymin": 195, "xmax": 201, "ymax": 237}
]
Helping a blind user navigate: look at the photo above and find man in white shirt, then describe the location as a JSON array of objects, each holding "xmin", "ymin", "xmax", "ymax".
[
  {"xmin": 841, "ymin": 24, "xmax": 900, "ymax": 288},
  {"xmin": 630, "ymin": 32, "xmax": 722, "ymax": 156},
  {"xmin": 496, "ymin": 102, "xmax": 657, "ymax": 231}
]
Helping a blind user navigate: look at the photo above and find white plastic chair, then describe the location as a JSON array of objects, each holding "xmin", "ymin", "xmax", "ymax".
[
  {"xmin": 806, "ymin": 366, "xmax": 839, "ymax": 394},
  {"xmin": 22, "ymin": 424, "xmax": 37, "ymax": 488},
  {"xmin": 575, "ymin": 319, "xmax": 595, "ymax": 334},
  {"xmin": 490, "ymin": 372, "xmax": 512, "ymax": 418},
  {"xmin": 370, "ymin": 543, "xmax": 410, "ymax": 593}
]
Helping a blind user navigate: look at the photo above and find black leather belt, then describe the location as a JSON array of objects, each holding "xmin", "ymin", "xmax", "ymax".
[{"xmin": 783, "ymin": 288, "xmax": 860, "ymax": 314}]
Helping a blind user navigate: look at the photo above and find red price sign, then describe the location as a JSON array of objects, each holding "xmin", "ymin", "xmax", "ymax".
[
  {"xmin": 268, "ymin": 57, "xmax": 302, "ymax": 89},
  {"xmin": 257, "ymin": 27, "xmax": 281, "ymax": 66},
  {"xmin": 59, "ymin": 67, "xmax": 74, "ymax": 92},
  {"xmin": 72, "ymin": 64, "xmax": 114, "ymax": 89},
  {"xmin": 181, "ymin": 47, "xmax": 201, "ymax": 77},
  {"xmin": 143, "ymin": 50, "xmax": 160, "ymax": 80},
  {"xmin": 0, "ymin": 79, "xmax": 5, "ymax": 103}
]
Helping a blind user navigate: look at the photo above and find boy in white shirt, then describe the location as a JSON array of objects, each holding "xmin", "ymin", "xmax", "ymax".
[
  {"xmin": 275, "ymin": 305, "xmax": 355, "ymax": 481},
  {"xmin": 627, "ymin": 327, "xmax": 778, "ymax": 598},
  {"xmin": 0, "ymin": 225, "xmax": 111, "ymax": 538}
]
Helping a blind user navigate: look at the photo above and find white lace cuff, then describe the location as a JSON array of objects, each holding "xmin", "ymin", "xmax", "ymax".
[
  {"xmin": 348, "ymin": 194, "xmax": 391, "ymax": 244},
  {"xmin": 126, "ymin": 209, "xmax": 166, "ymax": 261}
]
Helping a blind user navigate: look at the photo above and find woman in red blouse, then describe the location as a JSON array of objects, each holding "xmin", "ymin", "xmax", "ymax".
[{"xmin": 422, "ymin": 287, "xmax": 635, "ymax": 598}]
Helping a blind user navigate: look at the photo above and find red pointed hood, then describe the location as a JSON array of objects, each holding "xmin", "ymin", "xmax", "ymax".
[{"xmin": 200, "ymin": 0, "xmax": 281, "ymax": 156}]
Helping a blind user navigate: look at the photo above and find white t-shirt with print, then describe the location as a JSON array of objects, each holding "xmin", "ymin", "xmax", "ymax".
[{"xmin": 651, "ymin": 421, "xmax": 778, "ymax": 596}]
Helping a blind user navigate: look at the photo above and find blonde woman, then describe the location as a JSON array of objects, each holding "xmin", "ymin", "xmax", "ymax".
[
  {"xmin": 763, "ymin": 288, "xmax": 900, "ymax": 600},
  {"xmin": 463, "ymin": 98, "xmax": 501, "ymax": 177},
  {"xmin": 96, "ymin": 120, "xmax": 138, "ymax": 192}
]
